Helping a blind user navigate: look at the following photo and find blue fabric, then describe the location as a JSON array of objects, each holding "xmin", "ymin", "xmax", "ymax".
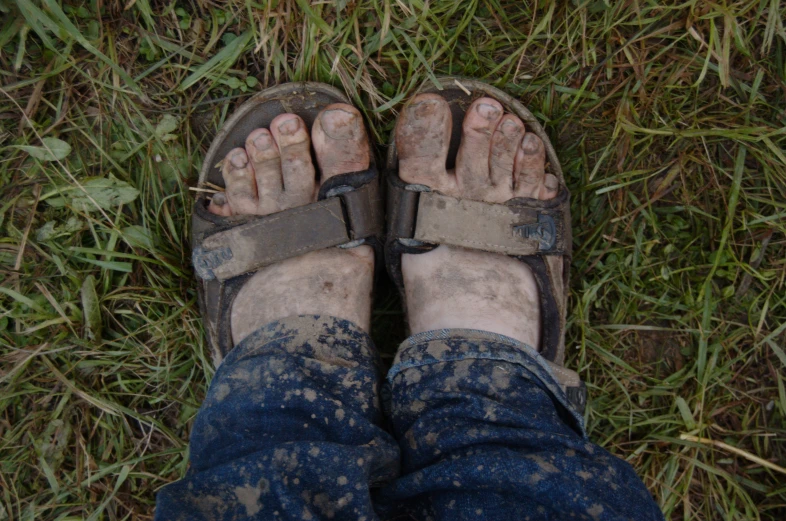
[{"xmin": 156, "ymin": 315, "xmax": 663, "ymax": 521}]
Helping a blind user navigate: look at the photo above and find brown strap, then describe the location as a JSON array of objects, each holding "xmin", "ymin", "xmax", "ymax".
[
  {"xmin": 342, "ymin": 185, "xmax": 383, "ymax": 241},
  {"xmin": 413, "ymin": 192, "xmax": 566, "ymax": 255},
  {"xmin": 194, "ymin": 180, "xmax": 382, "ymax": 281}
]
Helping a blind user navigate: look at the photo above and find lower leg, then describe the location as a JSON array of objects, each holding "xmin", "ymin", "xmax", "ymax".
[
  {"xmin": 378, "ymin": 330, "xmax": 662, "ymax": 521},
  {"xmin": 156, "ymin": 316, "xmax": 398, "ymax": 520},
  {"xmin": 158, "ymin": 103, "xmax": 396, "ymax": 519}
]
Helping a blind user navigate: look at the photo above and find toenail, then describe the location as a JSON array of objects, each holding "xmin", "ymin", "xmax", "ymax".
[
  {"xmin": 501, "ymin": 120, "xmax": 523, "ymax": 137},
  {"xmin": 320, "ymin": 109, "xmax": 359, "ymax": 139},
  {"xmin": 521, "ymin": 134, "xmax": 542, "ymax": 154},
  {"xmin": 408, "ymin": 100, "xmax": 440, "ymax": 120},
  {"xmin": 278, "ymin": 117, "xmax": 300, "ymax": 135},
  {"xmin": 230, "ymin": 151, "xmax": 248, "ymax": 167},
  {"xmin": 253, "ymin": 134, "xmax": 272, "ymax": 150},
  {"xmin": 476, "ymin": 103, "xmax": 501, "ymax": 120},
  {"xmin": 545, "ymin": 174, "xmax": 559, "ymax": 191},
  {"xmin": 212, "ymin": 193, "xmax": 227, "ymax": 206}
]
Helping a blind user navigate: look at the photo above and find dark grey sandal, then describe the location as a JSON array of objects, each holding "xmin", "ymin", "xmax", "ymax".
[
  {"xmin": 192, "ymin": 83, "xmax": 383, "ymax": 365},
  {"xmin": 385, "ymin": 77, "xmax": 586, "ymax": 412}
]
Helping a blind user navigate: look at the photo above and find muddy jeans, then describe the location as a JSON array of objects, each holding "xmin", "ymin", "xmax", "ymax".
[{"xmin": 156, "ymin": 316, "xmax": 663, "ymax": 521}]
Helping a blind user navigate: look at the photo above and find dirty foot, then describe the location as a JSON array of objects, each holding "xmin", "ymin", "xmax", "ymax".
[
  {"xmin": 208, "ymin": 105, "xmax": 374, "ymax": 344},
  {"xmin": 396, "ymin": 94, "xmax": 560, "ymax": 348}
]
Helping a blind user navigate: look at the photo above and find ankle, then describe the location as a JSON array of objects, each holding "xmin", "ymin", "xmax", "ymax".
[
  {"xmin": 402, "ymin": 246, "xmax": 541, "ymax": 348},
  {"xmin": 230, "ymin": 247, "xmax": 374, "ymax": 344}
]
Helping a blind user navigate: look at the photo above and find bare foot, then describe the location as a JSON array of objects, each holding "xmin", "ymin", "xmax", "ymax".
[
  {"xmin": 207, "ymin": 104, "xmax": 375, "ymax": 344},
  {"xmin": 396, "ymin": 94, "xmax": 560, "ymax": 348}
]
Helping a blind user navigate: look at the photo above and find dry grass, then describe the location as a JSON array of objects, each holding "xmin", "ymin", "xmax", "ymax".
[{"xmin": 1, "ymin": 1, "xmax": 785, "ymax": 519}]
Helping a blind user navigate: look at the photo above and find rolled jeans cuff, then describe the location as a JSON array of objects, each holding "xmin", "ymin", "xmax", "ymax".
[{"xmin": 387, "ymin": 328, "xmax": 586, "ymax": 436}]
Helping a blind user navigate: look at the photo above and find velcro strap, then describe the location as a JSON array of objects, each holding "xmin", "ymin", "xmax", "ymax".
[
  {"xmin": 193, "ymin": 179, "xmax": 382, "ymax": 281},
  {"xmin": 413, "ymin": 192, "xmax": 566, "ymax": 255},
  {"xmin": 342, "ymin": 185, "xmax": 383, "ymax": 240},
  {"xmin": 194, "ymin": 198, "xmax": 349, "ymax": 281}
]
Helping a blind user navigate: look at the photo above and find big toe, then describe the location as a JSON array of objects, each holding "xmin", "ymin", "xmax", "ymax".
[
  {"xmin": 396, "ymin": 93, "xmax": 456, "ymax": 195},
  {"xmin": 312, "ymin": 103, "xmax": 371, "ymax": 181}
]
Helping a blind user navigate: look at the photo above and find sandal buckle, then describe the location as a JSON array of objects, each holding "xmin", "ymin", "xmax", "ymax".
[
  {"xmin": 337, "ymin": 181, "xmax": 383, "ymax": 243},
  {"xmin": 193, "ymin": 246, "xmax": 233, "ymax": 280},
  {"xmin": 514, "ymin": 213, "xmax": 556, "ymax": 252},
  {"xmin": 566, "ymin": 384, "xmax": 587, "ymax": 413}
]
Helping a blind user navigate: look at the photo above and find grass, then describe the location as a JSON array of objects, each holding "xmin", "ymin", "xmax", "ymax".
[{"xmin": 1, "ymin": 0, "xmax": 784, "ymax": 519}]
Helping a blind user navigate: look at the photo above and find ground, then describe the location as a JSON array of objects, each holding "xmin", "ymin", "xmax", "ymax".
[{"xmin": 0, "ymin": 1, "xmax": 785, "ymax": 519}]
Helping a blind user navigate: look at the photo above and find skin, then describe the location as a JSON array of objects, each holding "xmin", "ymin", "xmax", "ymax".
[{"xmin": 209, "ymin": 96, "xmax": 558, "ymax": 349}]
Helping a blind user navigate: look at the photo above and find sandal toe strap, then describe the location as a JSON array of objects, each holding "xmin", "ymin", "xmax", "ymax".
[
  {"xmin": 193, "ymin": 169, "xmax": 382, "ymax": 282},
  {"xmin": 388, "ymin": 174, "xmax": 571, "ymax": 258}
]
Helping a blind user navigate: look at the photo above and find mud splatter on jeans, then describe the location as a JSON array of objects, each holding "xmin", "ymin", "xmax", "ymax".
[{"xmin": 156, "ymin": 316, "xmax": 663, "ymax": 521}]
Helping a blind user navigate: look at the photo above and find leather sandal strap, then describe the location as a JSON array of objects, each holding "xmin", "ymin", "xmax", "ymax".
[
  {"xmin": 414, "ymin": 192, "xmax": 567, "ymax": 255},
  {"xmin": 388, "ymin": 175, "xmax": 570, "ymax": 257},
  {"xmin": 193, "ymin": 169, "xmax": 382, "ymax": 282}
]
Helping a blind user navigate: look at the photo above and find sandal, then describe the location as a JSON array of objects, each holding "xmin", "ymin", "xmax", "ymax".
[
  {"xmin": 385, "ymin": 77, "xmax": 586, "ymax": 412},
  {"xmin": 191, "ymin": 83, "xmax": 384, "ymax": 365}
]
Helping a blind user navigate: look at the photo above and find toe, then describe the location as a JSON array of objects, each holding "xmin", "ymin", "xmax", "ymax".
[
  {"xmin": 245, "ymin": 128, "xmax": 283, "ymax": 215},
  {"xmin": 221, "ymin": 147, "xmax": 259, "ymax": 214},
  {"xmin": 270, "ymin": 113, "xmax": 316, "ymax": 206},
  {"xmin": 487, "ymin": 114, "xmax": 525, "ymax": 202},
  {"xmin": 396, "ymin": 93, "xmax": 456, "ymax": 195},
  {"xmin": 539, "ymin": 173, "xmax": 559, "ymax": 200},
  {"xmin": 312, "ymin": 103, "xmax": 370, "ymax": 181},
  {"xmin": 513, "ymin": 133, "xmax": 546, "ymax": 199},
  {"xmin": 207, "ymin": 191, "xmax": 233, "ymax": 216},
  {"xmin": 455, "ymin": 97, "xmax": 503, "ymax": 199}
]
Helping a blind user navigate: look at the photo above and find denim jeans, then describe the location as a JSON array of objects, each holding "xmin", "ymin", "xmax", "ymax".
[{"xmin": 156, "ymin": 315, "xmax": 663, "ymax": 520}]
